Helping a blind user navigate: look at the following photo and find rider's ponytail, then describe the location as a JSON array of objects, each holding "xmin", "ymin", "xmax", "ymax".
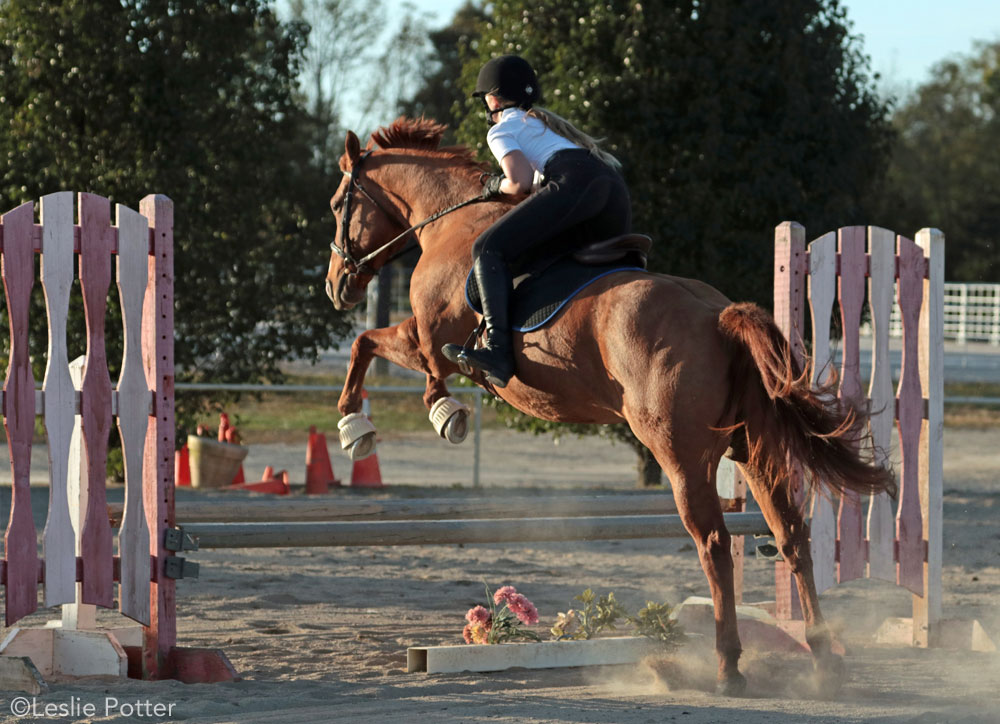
[{"xmin": 525, "ymin": 107, "xmax": 622, "ymax": 171}]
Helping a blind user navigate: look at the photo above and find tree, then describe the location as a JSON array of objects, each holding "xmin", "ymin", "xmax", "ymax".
[
  {"xmin": 0, "ymin": 1, "xmax": 352, "ymax": 423},
  {"xmin": 399, "ymin": 1, "xmax": 488, "ymax": 144},
  {"xmin": 878, "ymin": 41, "xmax": 1000, "ymax": 282},
  {"xmin": 431, "ymin": 0, "xmax": 893, "ymax": 485}
]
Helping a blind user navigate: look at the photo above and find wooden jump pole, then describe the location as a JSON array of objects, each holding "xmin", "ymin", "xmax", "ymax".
[
  {"xmin": 182, "ymin": 512, "xmax": 770, "ymax": 549},
  {"xmin": 108, "ymin": 493, "xmax": 680, "ymax": 525}
]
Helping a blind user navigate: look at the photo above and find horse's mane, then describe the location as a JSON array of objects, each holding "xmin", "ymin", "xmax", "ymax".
[{"xmin": 368, "ymin": 117, "xmax": 484, "ymax": 171}]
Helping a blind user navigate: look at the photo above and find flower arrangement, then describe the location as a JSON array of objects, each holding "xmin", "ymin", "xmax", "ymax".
[
  {"xmin": 460, "ymin": 585, "xmax": 683, "ymax": 650},
  {"xmin": 463, "ymin": 584, "xmax": 541, "ymax": 645}
]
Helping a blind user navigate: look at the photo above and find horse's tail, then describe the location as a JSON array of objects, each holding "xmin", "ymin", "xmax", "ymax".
[{"xmin": 717, "ymin": 302, "xmax": 896, "ymax": 499}]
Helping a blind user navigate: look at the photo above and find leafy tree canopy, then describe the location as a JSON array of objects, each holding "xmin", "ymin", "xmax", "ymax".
[
  {"xmin": 0, "ymin": 0, "xmax": 352, "ymax": 400},
  {"xmin": 878, "ymin": 41, "xmax": 1000, "ymax": 282},
  {"xmin": 452, "ymin": 0, "xmax": 893, "ymax": 305},
  {"xmin": 413, "ymin": 0, "xmax": 894, "ymax": 483}
]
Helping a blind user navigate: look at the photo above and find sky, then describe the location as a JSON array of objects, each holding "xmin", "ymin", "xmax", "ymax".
[{"xmin": 394, "ymin": 0, "xmax": 1000, "ymax": 95}]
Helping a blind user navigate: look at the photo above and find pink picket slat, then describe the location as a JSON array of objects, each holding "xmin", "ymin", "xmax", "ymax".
[
  {"xmin": 78, "ymin": 193, "xmax": 115, "ymax": 608},
  {"xmin": 140, "ymin": 195, "xmax": 177, "ymax": 677},
  {"xmin": 835, "ymin": 227, "xmax": 866, "ymax": 583},
  {"xmin": 895, "ymin": 235, "xmax": 925, "ymax": 594},
  {"xmin": 1, "ymin": 202, "xmax": 40, "ymax": 626},
  {"xmin": 772, "ymin": 222, "xmax": 807, "ymax": 620}
]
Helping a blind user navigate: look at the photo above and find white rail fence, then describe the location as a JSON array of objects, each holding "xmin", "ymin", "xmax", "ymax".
[{"xmin": 891, "ymin": 282, "xmax": 1000, "ymax": 346}]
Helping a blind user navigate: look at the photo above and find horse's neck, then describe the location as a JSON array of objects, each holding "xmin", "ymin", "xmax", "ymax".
[
  {"xmin": 393, "ymin": 157, "xmax": 479, "ymax": 222},
  {"xmin": 388, "ymin": 157, "xmax": 498, "ymax": 255}
]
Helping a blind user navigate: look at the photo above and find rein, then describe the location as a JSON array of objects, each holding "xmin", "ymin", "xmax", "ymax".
[{"xmin": 331, "ymin": 149, "xmax": 486, "ymax": 275}]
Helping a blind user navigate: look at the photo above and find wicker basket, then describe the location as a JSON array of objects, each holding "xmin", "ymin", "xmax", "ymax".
[{"xmin": 187, "ymin": 435, "xmax": 249, "ymax": 488}]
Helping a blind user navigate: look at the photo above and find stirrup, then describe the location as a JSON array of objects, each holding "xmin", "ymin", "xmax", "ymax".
[
  {"xmin": 441, "ymin": 343, "xmax": 473, "ymax": 375},
  {"xmin": 459, "ymin": 346, "xmax": 512, "ymax": 388}
]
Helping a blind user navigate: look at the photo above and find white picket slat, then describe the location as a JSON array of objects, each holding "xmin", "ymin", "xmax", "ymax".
[
  {"xmin": 866, "ymin": 227, "xmax": 896, "ymax": 582},
  {"xmin": 115, "ymin": 204, "xmax": 151, "ymax": 625},
  {"xmin": 806, "ymin": 232, "xmax": 837, "ymax": 595},
  {"xmin": 40, "ymin": 192, "xmax": 77, "ymax": 607},
  {"xmin": 62, "ymin": 357, "xmax": 96, "ymax": 631},
  {"xmin": 916, "ymin": 228, "xmax": 945, "ymax": 644}
]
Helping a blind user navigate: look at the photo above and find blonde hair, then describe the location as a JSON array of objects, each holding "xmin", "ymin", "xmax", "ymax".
[{"xmin": 526, "ymin": 106, "xmax": 622, "ymax": 171}]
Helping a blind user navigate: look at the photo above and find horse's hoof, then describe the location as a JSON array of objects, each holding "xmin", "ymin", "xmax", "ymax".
[
  {"xmin": 715, "ymin": 672, "xmax": 747, "ymax": 697},
  {"xmin": 814, "ymin": 654, "xmax": 846, "ymax": 699},
  {"xmin": 338, "ymin": 412, "xmax": 377, "ymax": 460},
  {"xmin": 429, "ymin": 397, "xmax": 470, "ymax": 444}
]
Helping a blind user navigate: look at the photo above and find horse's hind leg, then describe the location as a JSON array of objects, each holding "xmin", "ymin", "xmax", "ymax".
[
  {"xmin": 633, "ymin": 426, "xmax": 745, "ymax": 694},
  {"xmin": 737, "ymin": 458, "xmax": 844, "ymax": 696},
  {"xmin": 671, "ymin": 456, "xmax": 746, "ymax": 695}
]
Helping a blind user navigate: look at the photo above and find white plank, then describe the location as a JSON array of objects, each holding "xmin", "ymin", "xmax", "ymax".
[
  {"xmin": 40, "ymin": 192, "xmax": 77, "ymax": 607},
  {"xmin": 408, "ymin": 637, "xmax": 662, "ymax": 674},
  {"xmin": 807, "ymin": 232, "xmax": 837, "ymax": 595},
  {"xmin": 115, "ymin": 204, "xmax": 151, "ymax": 625},
  {"xmin": 62, "ymin": 357, "xmax": 96, "ymax": 631},
  {"xmin": 867, "ymin": 227, "xmax": 896, "ymax": 581},
  {"xmin": 916, "ymin": 228, "xmax": 945, "ymax": 645}
]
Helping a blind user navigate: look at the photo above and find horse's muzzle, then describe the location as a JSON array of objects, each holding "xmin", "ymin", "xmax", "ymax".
[{"xmin": 328, "ymin": 273, "xmax": 366, "ymax": 310}]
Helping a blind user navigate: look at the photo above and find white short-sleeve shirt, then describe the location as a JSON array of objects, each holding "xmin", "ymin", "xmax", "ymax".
[{"xmin": 486, "ymin": 108, "xmax": 580, "ymax": 172}]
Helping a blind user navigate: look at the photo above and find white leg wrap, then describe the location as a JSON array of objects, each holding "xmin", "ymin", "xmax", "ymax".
[
  {"xmin": 429, "ymin": 396, "xmax": 470, "ymax": 444},
  {"xmin": 338, "ymin": 412, "xmax": 377, "ymax": 460}
]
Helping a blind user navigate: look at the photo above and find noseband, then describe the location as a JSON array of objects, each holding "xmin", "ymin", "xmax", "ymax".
[{"xmin": 330, "ymin": 150, "xmax": 489, "ymax": 275}]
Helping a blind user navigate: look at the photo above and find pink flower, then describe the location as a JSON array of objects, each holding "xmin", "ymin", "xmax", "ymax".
[
  {"xmin": 462, "ymin": 623, "xmax": 473, "ymax": 644},
  {"xmin": 493, "ymin": 585, "xmax": 517, "ymax": 605},
  {"xmin": 507, "ymin": 593, "xmax": 539, "ymax": 625},
  {"xmin": 465, "ymin": 605, "xmax": 490, "ymax": 625}
]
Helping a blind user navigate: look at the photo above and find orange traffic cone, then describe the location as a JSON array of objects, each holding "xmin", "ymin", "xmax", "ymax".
[
  {"xmin": 350, "ymin": 390, "xmax": 382, "ymax": 488},
  {"xmin": 228, "ymin": 468, "xmax": 290, "ymax": 495},
  {"xmin": 175, "ymin": 444, "xmax": 191, "ymax": 486},
  {"xmin": 306, "ymin": 426, "xmax": 340, "ymax": 494}
]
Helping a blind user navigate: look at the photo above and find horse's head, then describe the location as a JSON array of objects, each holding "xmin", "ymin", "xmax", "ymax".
[
  {"xmin": 325, "ymin": 131, "xmax": 401, "ymax": 310},
  {"xmin": 325, "ymin": 118, "xmax": 485, "ymax": 310}
]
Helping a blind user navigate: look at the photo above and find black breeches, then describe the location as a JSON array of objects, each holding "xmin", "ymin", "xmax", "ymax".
[{"xmin": 471, "ymin": 149, "xmax": 631, "ymax": 267}]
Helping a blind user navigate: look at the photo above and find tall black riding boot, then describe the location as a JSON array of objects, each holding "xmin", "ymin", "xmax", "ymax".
[{"xmin": 441, "ymin": 254, "xmax": 514, "ymax": 387}]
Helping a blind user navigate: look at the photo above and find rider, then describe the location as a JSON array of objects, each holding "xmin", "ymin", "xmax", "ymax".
[{"xmin": 441, "ymin": 54, "xmax": 631, "ymax": 388}]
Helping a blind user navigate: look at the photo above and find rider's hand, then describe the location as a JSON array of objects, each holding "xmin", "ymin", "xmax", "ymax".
[{"xmin": 480, "ymin": 173, "xmax": 504, "ymax": 199}]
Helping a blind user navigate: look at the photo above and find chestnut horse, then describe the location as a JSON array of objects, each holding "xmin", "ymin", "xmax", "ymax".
[{"xmin": 324, "ymin": 118, "xmax": 893, "ymax": 696}]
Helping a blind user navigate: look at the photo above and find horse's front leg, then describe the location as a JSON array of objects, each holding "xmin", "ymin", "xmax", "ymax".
[{"xmin": 337, "ymin": 317, "xmax": 470, "ymax": 458}]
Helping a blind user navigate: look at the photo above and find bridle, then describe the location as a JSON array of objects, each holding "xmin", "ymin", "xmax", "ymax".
[{"xmin": 330, "ymin": 149, "xmax": 486, "ymax": 275}]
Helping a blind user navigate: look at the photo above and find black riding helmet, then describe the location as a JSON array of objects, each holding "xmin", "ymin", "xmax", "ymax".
[{"xmin": 472, "ymin": 54, "xmax": 541, "ymax": 108}]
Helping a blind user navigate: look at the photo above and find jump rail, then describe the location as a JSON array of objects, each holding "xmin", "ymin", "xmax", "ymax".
[
  {"xmin": 183, "ymin": 513, "xmax": 770, "ymax": 549},
  {"xmin": 107, "ymin": 493, "xmax": 680, "ymax": 525}
]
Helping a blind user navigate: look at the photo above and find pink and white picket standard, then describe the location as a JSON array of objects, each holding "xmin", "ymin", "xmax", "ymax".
[
  {"xmin": 770, "ymin": 222, "xmax": 991, "ymax": 650},
  {"xmin": 0, "ymin": 192, "xmax": 234, "ymax": 690}
]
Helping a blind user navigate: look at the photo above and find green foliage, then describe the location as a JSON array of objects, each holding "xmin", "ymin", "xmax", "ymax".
[
  {"xmin": 435, "ymin": 0, "xmax": 892, "ymax": 456},
  {"xmin": 0, "ymin": 0, "xmax": 354, "ymax": 434},
  {"xmin": 399, "ymin": 1, "xmax": 487, "ymax": 144},
  {"xmin": 877, "ymin": 41, "xmax": 1000, "ymax": 282},
  {"xmin": 628, "ymin": 600, "xmax": 685, "ymax": 648},
  {"xmin": 453, "ymin": 0, "xmax": 892, "ymax": 305},
  {"xmin": 551, "ymin": 588, "xmax": 629, "ymax": 640}
]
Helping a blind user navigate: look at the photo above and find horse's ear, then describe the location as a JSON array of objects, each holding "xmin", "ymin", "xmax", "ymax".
[{"xmin": 344, "ymin": 131, "xmax": 362, "ymax": 169}]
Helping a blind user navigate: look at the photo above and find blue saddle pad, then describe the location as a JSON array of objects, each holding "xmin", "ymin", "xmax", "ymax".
[{"xmin": 464, "ymin": 257, "xmax": 644, "ymax": 332}]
